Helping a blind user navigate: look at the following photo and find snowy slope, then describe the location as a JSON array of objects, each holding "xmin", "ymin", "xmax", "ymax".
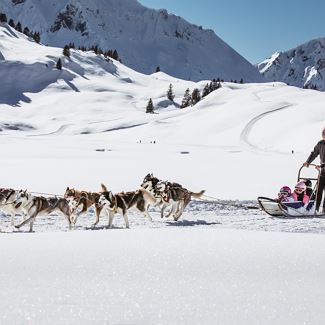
[
  {"xmin": 0, "ymin": 0, "xmax": 263, "ymax": 82},
  {"xmin": 258, "ymin": 38, "xmax": 325, "ymax": 91},
  {"xmin": 1, "ymin": 22, "xmax": 325, "ymax": 200}
]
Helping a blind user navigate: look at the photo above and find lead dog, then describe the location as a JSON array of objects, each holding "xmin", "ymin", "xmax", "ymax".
[
  {"xmin": 14, "ymin": 190, "xmax": 72, "ymax": 232},
  {"xmin": 64, "ymin": 184, "xmax": 107, "ymax": 226},
  {"xmin": 98, "ymin": 188, "xmax": 156, "ymax": 228}
]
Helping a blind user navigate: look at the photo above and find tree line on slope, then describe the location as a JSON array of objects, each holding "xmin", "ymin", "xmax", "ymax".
[
  {"xmin": 0, "ymin": 12, "xmax": 40, "ymax": 43},
  {"xmin": 146, "ymin": 79, "xmax": 224, "ymax": 113}
]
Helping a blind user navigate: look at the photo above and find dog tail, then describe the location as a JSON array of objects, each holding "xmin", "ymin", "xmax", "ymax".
[
  {"xmin": 191, "ymin": 190, "xmax": 205, "ymax": 198},
  {"xmin": 101, "ymin": 183, "xmax": 108, "ymax": 192}
]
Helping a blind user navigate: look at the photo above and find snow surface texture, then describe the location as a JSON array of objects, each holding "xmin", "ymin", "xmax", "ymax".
[
  {"xmin": 0, "ymin": 0, "xmax": 263, "ymax": 82},
  {"xmin": 1, "ymin": 23, "xmax": 325, "ymax": 325},
  {"xmin": 1, "ymin": 229, "xmax": 325, "ymax": 325},
  {"xmin": 258, "ymin": 38, "xmax": 325, "ymax": 91}
]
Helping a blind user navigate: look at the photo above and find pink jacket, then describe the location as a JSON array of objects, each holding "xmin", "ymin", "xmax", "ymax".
[{"xmin": 291, "ymin": 192, "xmax": 309, "ymax": 204}]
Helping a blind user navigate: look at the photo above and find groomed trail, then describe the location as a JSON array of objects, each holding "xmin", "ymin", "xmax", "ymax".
[{"xmin": 2, "ymin": 199, "xmax": 325, "ymax": 234}]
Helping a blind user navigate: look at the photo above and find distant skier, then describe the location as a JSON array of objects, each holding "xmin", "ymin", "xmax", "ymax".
[{"xmin": 303, "ymin": 127, "xmax": 325, "ymax": 213}]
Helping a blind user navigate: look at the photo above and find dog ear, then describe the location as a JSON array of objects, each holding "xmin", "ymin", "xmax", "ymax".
[
  {"xmin": 101, "ymin": 183, "xmax": 107, "ymax": 192},
  {"xmin": 66, "ymin": 187, "xmax": 69, "ymax": 191},
  {"xmin": 109, "ymin": 191, "xmax": 114, "ymax": 202}
]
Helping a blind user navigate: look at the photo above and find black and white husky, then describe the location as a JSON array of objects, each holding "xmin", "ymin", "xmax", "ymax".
[
  {"xmin": 141, "ymin": 173, "xmax": 181, "ymax": 218},
  {"xmin": 14, "ymin": 190, "xmax": 72, "ymax": 232},
  {"xmin": 0, "ymin": 188, "xmax": 26, "ymax": 226},
  {"xmin": 98, "ymin": 188, "xmax": 156, "ymax": 228},
  {"xmin": 156, "ymin": 181, "xmax": 205, "ymax": 220},
  {"xmin": 141, "ymin": 173, "xmax": 205, "ymax": 220}
]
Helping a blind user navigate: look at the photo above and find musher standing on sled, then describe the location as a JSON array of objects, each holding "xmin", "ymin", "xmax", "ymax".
[{"xmin": 304, "ymin": 127, "xmax": 325, "ymax": 213}]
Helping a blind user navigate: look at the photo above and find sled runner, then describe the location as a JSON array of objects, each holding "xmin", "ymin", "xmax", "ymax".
[{"xmin": 258, "ymin": 164, "xmax": 325, "ymax": 218}]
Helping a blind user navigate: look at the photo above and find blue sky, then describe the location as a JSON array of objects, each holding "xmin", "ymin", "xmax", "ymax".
[{"xmin": 139, "ymin": 0, "xmax": 325, "ymax": 64}]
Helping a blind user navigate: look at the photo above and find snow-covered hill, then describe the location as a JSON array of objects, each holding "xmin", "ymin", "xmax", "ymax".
[
  {"xmin": 0, "ymin": 0, "xmax": 263, "ymax": 82},
  {"xmin": 258, "ymin": 38, "xmax": 325, "ymax": 91},
  {"xmin": 1, "ymin": 22, "xmax": 325, "ymax": 200}
]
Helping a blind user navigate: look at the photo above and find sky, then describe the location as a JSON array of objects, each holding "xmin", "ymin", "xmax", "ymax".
[{"xmin": 139, "ymin": 0, "xmax": 325, "ymax": 64}]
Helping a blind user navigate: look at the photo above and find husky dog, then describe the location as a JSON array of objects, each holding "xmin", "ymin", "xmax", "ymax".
[
  {"xmin": 155, "ymin": 180, "xmax": 205, "ymax": 221},
  {"xmin": 0, "ymin": 188, "xmax": 26, "ymax": 226},
  {"xmin": 141, "ymin": 173, "xmax": 203, "ymax": 219},
  {"xmin": 64, "ymin": 184, "xmax": 107, "ymax": 226},
  {"xmin": 98, "ymin": 188, "xmax": 156, "ymax": 228},
  {"xmin": 14, "ymin": 190, "xmax": 72, "ymax": 232},
  {"xmin": 141, "ymin": 173, "xmax": 182, "ymax": 218}
]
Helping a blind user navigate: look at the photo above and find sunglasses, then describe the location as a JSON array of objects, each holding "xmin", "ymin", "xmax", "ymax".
[
  {"xmin": 279, "ymin": 192, "xmax": 289, "ymax": 196},
  {"xmin": 295, "ymin": 188, "xmax": 304, "ymax": 193}
]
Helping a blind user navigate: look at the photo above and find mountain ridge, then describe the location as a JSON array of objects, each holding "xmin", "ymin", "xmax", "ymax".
[
  {"xmin": 258, "ymin": 37, "xmax": 325, "ymax": 91},
  {"xmin": 0, "ymin": 0, "xmax": 263, "ymax": 82}
]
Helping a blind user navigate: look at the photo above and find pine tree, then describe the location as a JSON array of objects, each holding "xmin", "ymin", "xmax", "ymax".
[
  {"xmin": 180, "ymin": 88, "xmax": 191, "ymax": 108},
  {"xmin": 155, "ymin": 66, "xmax": 160, "ymax": 73},
  {"xmin": 33, "ymin": 31, "xmax": 40, "ymax": 43},
  {"xmin": 202, "ymin": 83, "xmax": 210, "ymax": 97},
  {"xmin": 240, "ymin": 78, "xmax": 244, "ymax": 84},
  {"xmin": 15, "ymin": 21, "xmax": 22, "ymax": 32},
  {"xmin": 63, "ymin": 45, "xmax": 71, "ymax": 58},
  {"xmin": 8, "ymin": 19, "xmax": 15, "ymax": 28},
  {"xmin": 167, "ymin": 83, "xmax": 175, "ymax": 102},
  {"xmin": 0, "ymin": 13, "xmax": 7, "ymax": 23},
  {"xmin": 112, "ymin": 49, "xmax": 119, "ymax": 60},
  {"xmin": 23, "ymin": 27, "xmax": 30, "ymax": 36},
  {"xmin": 56, "ymin": 58, "xmax": 62, "ymax": 70},
  {"xmin": 146, "ymin": 98, "xmax": 154, "ymax": 113},
  {"xmin": 191, "ymin": 88, "xmax": 201, "ymax": 106}
]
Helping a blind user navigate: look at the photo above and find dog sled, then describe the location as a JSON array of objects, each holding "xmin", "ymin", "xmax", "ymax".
[{"xmin": 258, "ymin": 164, "xmax": 325, "ymax": 218}]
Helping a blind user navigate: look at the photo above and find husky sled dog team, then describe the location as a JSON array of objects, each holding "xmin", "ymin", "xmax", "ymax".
[{"xmin": 0, "ymin": 175, "xmax": 204, "ymax": 231}]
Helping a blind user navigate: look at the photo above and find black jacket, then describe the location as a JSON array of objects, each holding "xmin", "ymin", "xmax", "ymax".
[{"xmin": 307, "ymin": 140, "xmax": 325, "ymax": 175}]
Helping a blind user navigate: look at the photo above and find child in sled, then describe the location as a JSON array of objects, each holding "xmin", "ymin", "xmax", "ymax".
[
  {"xmin": 292, "ymin": 181, "xmax": 309, "ymax": 204},
  {"xmin": 277, "ymin": 186, "xmax": 294, "ymax": 203}
]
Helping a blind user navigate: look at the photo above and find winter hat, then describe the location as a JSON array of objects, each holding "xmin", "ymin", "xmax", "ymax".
[
  {"xmin": 279, "ymin": 186, "xmax": 291, "ymax": 195},
  {"xmin": 295, "ymin": 181, "xmax": 306, "ymax": 191}
]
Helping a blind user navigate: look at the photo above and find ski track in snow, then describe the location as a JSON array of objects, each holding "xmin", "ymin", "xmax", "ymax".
[
  {"xmin": 241, "ymin": 102, "xmax": 293, "ymax": 151},
  {"xmin": 2, "ymin": 200, "xmax": 325, "ymax": 234}
]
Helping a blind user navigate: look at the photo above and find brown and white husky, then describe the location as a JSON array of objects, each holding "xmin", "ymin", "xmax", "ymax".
[
  {"xmin": 98, "ymin": 188, "xmax": 156, "ymax": 228},
  {"xmin": 64, "ymin": 184, "xmax": 107, "ymax": 226}
]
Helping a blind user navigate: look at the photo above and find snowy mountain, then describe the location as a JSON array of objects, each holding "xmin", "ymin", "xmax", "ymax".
[
  {"xmin": 0, "ymin": 0, "xmax": 263, "ymax": 82},
  {"xmin": 258, "ymin": 38, "xmax": 325, "ymax": 91}
]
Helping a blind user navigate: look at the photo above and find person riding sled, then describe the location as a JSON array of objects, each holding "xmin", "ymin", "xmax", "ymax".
[
  {"xmin": 303, "ymin": 127, "xmax": 325, "ymax": 213},
  {"xmin": 277, "ymin": 186, "xmax": 294, "ymax": 203},
  {"xmin": 291, "ymin": 181, "xmax": 309, "ymax": 204}
]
